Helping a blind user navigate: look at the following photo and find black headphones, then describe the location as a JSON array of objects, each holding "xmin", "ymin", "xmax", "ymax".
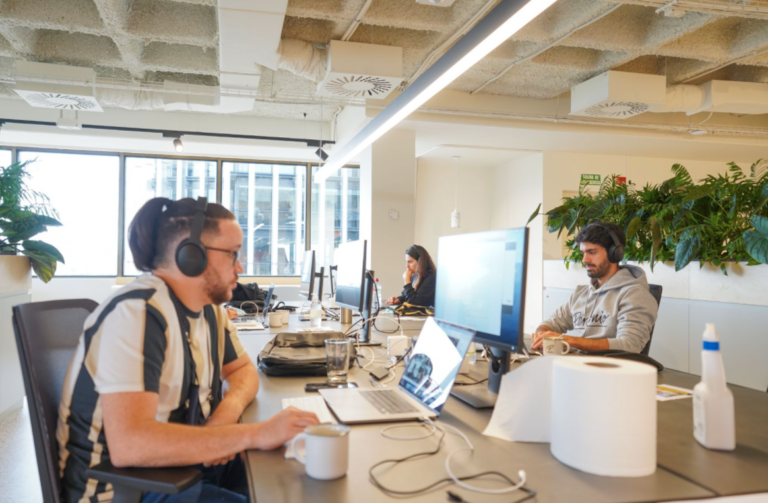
[
  {"xmin": 598, "ymin": 223, "xmax": 625, "ymax": 264},
  {"xmin": 175, "ymin": 197, "xmax": 208, "ymax": 277}
]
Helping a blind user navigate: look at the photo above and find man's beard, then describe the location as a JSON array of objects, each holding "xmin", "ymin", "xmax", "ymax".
[
  {"xmin": 585, "ymin": 259, "xmax": 611, "ymax": 279},
  {"xmin": 203, "ymin": 269, "xmax": 234, "ymax": 305}
]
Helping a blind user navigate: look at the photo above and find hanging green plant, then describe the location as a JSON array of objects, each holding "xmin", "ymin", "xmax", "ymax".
[
  {"xmin": 0, "ymin": 160, "xmax": 65, "ymax": 282},
  {"xmin": 528, "ymin": 160, "xmax": 768, "ymax": 275}
]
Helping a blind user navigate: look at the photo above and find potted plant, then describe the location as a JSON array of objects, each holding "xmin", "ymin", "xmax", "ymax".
[
  {"xmin": 0, "ymin": 160, "xmax": 65, "ymax": 282},
  {"xmin": 528, "ymin": 160, "xmax": 768, "ymax": 274}
]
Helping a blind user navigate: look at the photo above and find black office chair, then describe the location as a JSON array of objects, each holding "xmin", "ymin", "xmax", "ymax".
[
  {"xmin": 643, "ymin": 284, "xmax": 663, "ymax": 356},
  {"xmin": 12, "ymin": 299, "xmax": 200, "ymax": 503}
]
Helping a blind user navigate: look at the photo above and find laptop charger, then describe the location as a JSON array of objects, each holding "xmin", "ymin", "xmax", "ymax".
[
  {"xmin": 368, "ymin": 365, "xmax": 390, "ymax": 381},
  {"xmin": 388, "ymin": 335, "xmax": 409, "ymax": 357}
]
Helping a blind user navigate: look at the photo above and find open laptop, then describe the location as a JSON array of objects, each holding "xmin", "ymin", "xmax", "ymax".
[
  {"xmin": 233, "ymin": 283, "xmax": 275, "ymax": 329},
  {"xmin": 319, "ymin": 317, "xmax": 475, "ymax": 424}
]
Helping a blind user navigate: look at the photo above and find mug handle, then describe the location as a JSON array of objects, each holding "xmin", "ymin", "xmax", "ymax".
[
  {"xmin": 561, "ymin": 341, "xmax": 571, "ymax": 354},
  {"xmin": 289, "ymin": 433, "xmax": 307, "ymax": 465}
]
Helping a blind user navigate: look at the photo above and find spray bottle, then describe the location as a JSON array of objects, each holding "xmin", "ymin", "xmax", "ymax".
[{"xmin": 692, "ymin": 323, "xmax": 735, "ymax": 451}]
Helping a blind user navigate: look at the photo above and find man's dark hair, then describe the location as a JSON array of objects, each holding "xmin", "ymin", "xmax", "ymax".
[
  {"xmin": 128, "ymin": 197, "xmax": 235, "ymax": 272},
  {"xmin": 575, "ymin": 222, "xmax": 626, "ymax": 251}
]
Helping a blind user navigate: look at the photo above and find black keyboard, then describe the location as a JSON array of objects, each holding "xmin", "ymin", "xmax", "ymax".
[{"xmin": 359, "ymin": 390, "xmax": 418, "ymax": 414}]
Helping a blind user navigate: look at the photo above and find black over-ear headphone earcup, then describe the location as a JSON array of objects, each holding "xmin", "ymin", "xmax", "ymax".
[
  {"xmin": 613, "ymin": 244, "xmax": 625, "ymax": 263},
  {"xmin": 176, "ymin": 239, "xmax": 207, "ymax": 277},
  {"xmin": 175, "ymin": 197, "xmax": 209, "ymax": 277}
]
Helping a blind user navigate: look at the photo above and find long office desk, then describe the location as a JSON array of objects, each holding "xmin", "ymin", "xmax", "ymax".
[{"xmin": 237, "ymin": 315, "xmax": 768, "ymax": 503}]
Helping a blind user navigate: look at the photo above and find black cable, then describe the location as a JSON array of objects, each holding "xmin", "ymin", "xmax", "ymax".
[
  {"xmin": 368, "ymin": 422, "xmax": 535, "ymax": 500},
  {"xmin": 453, "ymin": 377, "xmax": 489, "ymax": 387}
]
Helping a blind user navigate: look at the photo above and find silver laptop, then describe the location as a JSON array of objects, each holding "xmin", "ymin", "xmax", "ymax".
[{"xmin": 319, "ymin": 317, "xmax": 475, "ymax": 424}]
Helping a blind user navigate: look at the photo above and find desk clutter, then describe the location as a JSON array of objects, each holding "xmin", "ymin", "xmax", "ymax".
[{"xmin": 257, "ymin": 330, "xmax": 351, "ymax": 377}]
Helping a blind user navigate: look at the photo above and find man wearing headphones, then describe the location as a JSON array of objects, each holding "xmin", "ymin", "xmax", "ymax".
[
  {"xmin": 531, "ymin": 222, "xmax": 659, "ymax": 354},
  {"xmin": 57, "ymin": 197, "xmax": 319, "ymax": 503}
]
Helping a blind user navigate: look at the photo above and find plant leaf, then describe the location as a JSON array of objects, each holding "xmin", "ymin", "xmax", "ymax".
[
  {"xmin": 754, "ymin": 181, "xmax": 768, "ymax": 214},
  {"xmin": 22, "ymin": 239, "xmax": 65, "ymax": 264},
  {"xmin": 682, "ymin": 184, "xmax": 716, "ymax": 203},
  {"xmin": 626, "ymin": 216, "xmax": 642, "ymax": 239},
  {"xmin": 743, "ymin": 216, "xmax": 768, "ymax": 264},
  {"xmin": 675, "ymin": 230, "xmax": 700, "ymax": 271},
  {"xmin": 20, "ymin": 251, "xmax": 57, "ymax": 283},
  {"xmin": 526, "ymin": 203, "xmax": 541, "ymax": 227},
  {"xmin": 650, "ymin": 217, "xmax": 662, "ymax": 271}
]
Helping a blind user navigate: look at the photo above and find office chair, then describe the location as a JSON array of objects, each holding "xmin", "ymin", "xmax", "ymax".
[
  {"xmin": 582, "ymin": 284, "xmax": 664, "ymax": 371},
  {"xmin": 12, "ymin": 299, "xmax": 200, "ymax": 503}
]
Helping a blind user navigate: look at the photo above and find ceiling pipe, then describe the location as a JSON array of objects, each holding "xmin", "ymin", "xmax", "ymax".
[
  {"xmin": 471, "ymin": 4, "xmax": 622, "ymax": 95},
  {"xmin": 342, "ymin": 0, "xmax": 375, "ymax": 41}
]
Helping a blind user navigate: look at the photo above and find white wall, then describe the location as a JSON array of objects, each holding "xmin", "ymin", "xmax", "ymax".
[
  {"xmin": 360, "ymin": 129, "xmax": 417, "ymax": 300},
  {"xmin": 489, "ymin": 153, "xmax": 544, "ymax": 333},
  {"xmin": 414, "ymin": 158, "xmax": 494, "ymax": 256},
  {"xmin": 541, "ymin": 153, "xmax": 753, "ymax": 260}
]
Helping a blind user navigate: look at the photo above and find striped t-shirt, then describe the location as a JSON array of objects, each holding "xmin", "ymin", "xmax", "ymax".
[{"xmin": 56, "ymin": 274, "xmax": 246, "ymax": 503}]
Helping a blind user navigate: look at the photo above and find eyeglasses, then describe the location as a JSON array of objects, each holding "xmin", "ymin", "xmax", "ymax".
[{"xmin": 207, "ymin": 246, "xmax": 241, "ymax": 267}]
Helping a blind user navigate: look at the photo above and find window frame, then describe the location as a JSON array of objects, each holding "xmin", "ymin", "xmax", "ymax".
[{"xmin": 3, "ymin": 145, "xmax": 358, "ymax": 278}]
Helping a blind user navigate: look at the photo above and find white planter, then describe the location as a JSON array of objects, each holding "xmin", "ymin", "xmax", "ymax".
[
  {"xmin": 543, "ymin": 260, "xmax": 768, "ymax": 307},
  {"xmin": 0, "ymin": 255, "xmax": 31, "ymax": 419}
]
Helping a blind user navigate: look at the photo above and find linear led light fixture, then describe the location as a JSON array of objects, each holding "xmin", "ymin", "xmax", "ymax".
[{"xmin": 314, "ymin": 0, "xmax": 557, "ymax": 183}]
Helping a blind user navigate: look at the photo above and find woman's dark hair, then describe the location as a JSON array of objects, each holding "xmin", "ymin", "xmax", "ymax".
[
  {"xmin": 128, "ymin": 197, "xmax": 235, "ymax": 272},
  {"xmin": 406, "ymin": 244, "xmax": 436, "ymax": 291},
  {"xmin": 575, "ymin": 222, "xmax": 626, "ymax": 251}
]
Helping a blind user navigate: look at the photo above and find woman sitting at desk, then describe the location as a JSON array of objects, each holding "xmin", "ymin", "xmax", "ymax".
[{"xmin": 387, "ymin": 244, "xmax": 437, "ymax": 308}]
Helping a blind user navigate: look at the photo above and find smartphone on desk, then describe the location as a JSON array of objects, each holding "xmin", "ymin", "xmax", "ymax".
[{"xmin": 305, "ymin": 382, "xmax": 358, "ymax": 392}]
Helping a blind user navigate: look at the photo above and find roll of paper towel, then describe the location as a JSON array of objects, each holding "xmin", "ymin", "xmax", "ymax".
[{"xmin": 550, "ymin": 357, "xmax": 657, "ymax": 477}]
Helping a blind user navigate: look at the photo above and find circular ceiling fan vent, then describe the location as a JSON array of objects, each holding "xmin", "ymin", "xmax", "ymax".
[
  {"xmin": 583, "ymin": 101, "xmax": 650, "ymax": 118},
  {"xmin": 18, "ymin": 91, "xmax": 101, "ymax": 110},
  {"xmin": 323, "ymin": 75, "xmax": 393, "ymax": 98}
]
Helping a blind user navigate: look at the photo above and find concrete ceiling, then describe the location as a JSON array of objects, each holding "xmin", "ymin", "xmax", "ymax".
[{"xmin": 0, "ymin": 0, "xmax": 767, "ymax": 121}]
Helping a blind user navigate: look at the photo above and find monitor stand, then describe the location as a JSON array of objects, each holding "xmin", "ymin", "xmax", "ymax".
[
  {"xmin": 355, "ymin": 271, "xmax": 382, "ymax": 347},
  {"xmin": 450, "ymin": 347, "xmax": 511, "ymax": 409}
]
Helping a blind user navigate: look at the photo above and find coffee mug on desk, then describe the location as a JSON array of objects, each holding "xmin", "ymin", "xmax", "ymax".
[
  {"xmin": 543, "ymin": 336, "xmax": 570, "ymax": 356},
  {"xmin": 268, "ymin": 312, "xmax": 283, "ymax": 328},
  {"xmin": 289, "ymin": 424, "xmax": 350, "ymax": 480},
  {"xmin": 279, "ymin": 310, "xmax": 290, "ymax": 325}
]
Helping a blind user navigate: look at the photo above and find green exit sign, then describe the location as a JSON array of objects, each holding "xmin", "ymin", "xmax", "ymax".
[{"xmin": 580, "ymin": 174, "xmax": 601, "ymax": 186}]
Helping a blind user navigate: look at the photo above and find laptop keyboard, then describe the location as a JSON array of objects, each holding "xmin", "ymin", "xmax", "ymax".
[{"xmin": 359, "ymin": 390, "xmax": 418, "ymax": 414}]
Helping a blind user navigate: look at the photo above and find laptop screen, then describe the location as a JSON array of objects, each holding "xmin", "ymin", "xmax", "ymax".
[{"xmin": 398, "ymin": 317, "xmax": 475, "ymax": 413}]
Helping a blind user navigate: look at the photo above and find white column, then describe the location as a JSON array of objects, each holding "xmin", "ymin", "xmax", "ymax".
[
  {"xmin": 271, "ymin": 166, "xmax": 280, "ymax": 275},
  {"xmin": 247, "ymin": 164, "xmax": 255, "ymax": 276},
  {"xmin": 359, "ymin": 129, "xmax": 416, "ymax": 300},
  {"xmin": 318, "ymin": 177, "xmax": 327, "ymax": 265}
]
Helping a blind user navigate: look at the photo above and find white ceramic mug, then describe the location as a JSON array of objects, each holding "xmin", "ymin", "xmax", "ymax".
[
  {"xmin": 268, "ymin": 312, "xmax": 283, "ymax": 327},
  {"xmin": 289, "ymin": 424, "xmax": 350, "ymax": 480},
  {"xmin": 279, "ymin": 310, "xmax": 290, "ymax": 325},
  {"xmin": 543, "ymin": 336, "xmax": 570, "ymax": 356}
]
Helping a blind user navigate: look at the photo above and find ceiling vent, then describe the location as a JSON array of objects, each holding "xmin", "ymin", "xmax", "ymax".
[
  {"xmin": 415, "ymin": 0, "xmax": 458, "ymax": 6},
  {"xmin": 13, "ymin": 61, "xmax": 103, "ymax": 112},
  {"xmin": 317, "ymin": 40, "xmax": 402, "ymax": 100},
  {"xmin": 570, "ymin": 71, "xmax": 666, "ymax": 119}
]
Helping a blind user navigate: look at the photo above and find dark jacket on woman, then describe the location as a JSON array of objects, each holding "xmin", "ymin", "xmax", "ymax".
[{"xmin": 396, "ymin": 271, "xmax": 436, "ymax": 308}]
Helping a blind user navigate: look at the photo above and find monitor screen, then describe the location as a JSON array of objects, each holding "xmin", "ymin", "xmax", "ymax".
[
  {"xmin": 299, "ymin": 250, "xmax": 316, "ymax": 300},
  {"xmin": 433, "ymin": 227, "xmax": 528, "ymax": 352},
  {"xmin": 398, "ymin": 318, "xmax": 475, "ymax": 412},
  {"xmin": 334, "ymin": 240, "xmax": 367, "ymax": 312}
]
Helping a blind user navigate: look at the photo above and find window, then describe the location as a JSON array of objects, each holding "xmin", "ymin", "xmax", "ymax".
[
  {"xmin": 18, "ymin": 151, "xmax": 119, "ymax": 276},
  {"xmin": 222, "ymin": 162, "xmax": 306, "ymax": 276},
  {"xmin": 0, "ymin": 149, "xmax": 10, "ymax": 167},
  {"xmin": 310, "ymin": 166, "xmax": 360, "ymax": 270},
  {"xmin": 123, "ymin": 157, "xmax": 217, "ymax": 276}
]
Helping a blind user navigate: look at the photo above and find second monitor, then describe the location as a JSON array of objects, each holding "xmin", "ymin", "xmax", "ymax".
[
  {"xmin": 434, "ymin": 226, "xmax": 529, "ymax": 408},
  {"xmin": 299, "ymin": 250, "xmax": 324, "ymax": 303}
]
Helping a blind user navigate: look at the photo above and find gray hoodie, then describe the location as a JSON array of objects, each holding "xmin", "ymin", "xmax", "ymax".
[{"xmin": 542, "ymin": 265, "xmax": 659, "ymax": 353}]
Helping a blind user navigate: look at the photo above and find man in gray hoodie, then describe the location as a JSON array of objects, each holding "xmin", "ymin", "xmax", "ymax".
[{"xmin": 531, "ymin": 222, "xmax": 658, "ymax": 354}]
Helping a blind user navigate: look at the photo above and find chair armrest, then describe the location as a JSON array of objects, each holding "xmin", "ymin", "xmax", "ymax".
[{"xmin": 86, "ymin": 461, "xmax": 201, "ymax": 495}]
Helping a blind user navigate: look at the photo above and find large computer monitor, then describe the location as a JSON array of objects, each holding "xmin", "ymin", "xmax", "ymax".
[
  {"xmin": 334, "ymin": 240, "xmax": 376, "ymax": 343},
  {"xmin": 434, "ymin": 227, "xmax": 529, "ymax": 408}
]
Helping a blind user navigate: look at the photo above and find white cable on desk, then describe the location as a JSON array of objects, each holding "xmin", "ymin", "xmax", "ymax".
[
  {"xmin": 440, "ymin": 422, "xmax": 527, "ymax": 494},
  {"xmin": 381, "ymin": 419, "xmax": 436, "ymax": 441}
]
